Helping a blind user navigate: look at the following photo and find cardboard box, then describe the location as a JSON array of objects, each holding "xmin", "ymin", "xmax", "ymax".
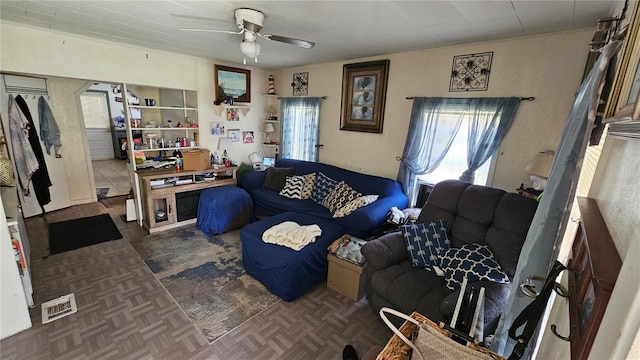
[
  {"xmin": 182, "ymin": 149, "xmax": 210, "ymax": 170},
  {"xmin": 327, "ymin": 253, "xmax": 366, "ymax": 301}
]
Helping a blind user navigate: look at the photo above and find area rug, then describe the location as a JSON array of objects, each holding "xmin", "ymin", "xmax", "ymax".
[
  {"xmin": 48, "ymin": 213, "xmax": 123, "ymax": 254},
  {"xmin": 129, "ymin": 225, "xmax": 280, "ymax": 343}
]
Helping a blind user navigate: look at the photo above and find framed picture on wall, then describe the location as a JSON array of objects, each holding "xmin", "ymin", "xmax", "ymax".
[
  {"xmin": 339, "ymin": 60, "xmax": 390, "ymax": 133},
  {"xmin": 214, "ymin": 65, "xmax": 251, "ymax": 104},
  {"xmin": 228, "ymin": 129, "xmax": 241, "ymax": 142}
]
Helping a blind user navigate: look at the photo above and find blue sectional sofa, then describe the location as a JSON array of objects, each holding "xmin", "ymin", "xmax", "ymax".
[{"xmin": 239, "ymin": 158, "xmax": 409, "ymax": 239}]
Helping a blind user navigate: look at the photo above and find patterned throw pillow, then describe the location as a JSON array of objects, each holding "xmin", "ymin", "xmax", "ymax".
[
  {"xmin": 401, "ymin": 220, "xmax": 451, "ymax": 272},
  {"xmin": 310, "ymin": 172, "xmax": 339, "ymax": 204},
  {"xmin": 323, "ymin": 181, "xmax": 362, "ymax": 214},
  {"xmin": 332, "ymin": 195, "xmax": 379, "ymax": 218},
  {"xmin": 279, "ymin": 175, "xmax": 306, "ymax": 199},
  {"xmin": 300, "ymin": 173, "xmax": 316, "ymax": 199},
  {"xmin": 440, "ymin": 243, "xmax": 509, "ymax": 290}
]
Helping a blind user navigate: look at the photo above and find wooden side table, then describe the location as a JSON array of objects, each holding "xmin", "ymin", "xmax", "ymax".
[{"xmin": 327, "ymin": 253, "xmax": 366, "ymax": 301}]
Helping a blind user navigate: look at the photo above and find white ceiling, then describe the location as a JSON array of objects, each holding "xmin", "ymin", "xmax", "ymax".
[{"xmin": 0, "ymin": 1, "xmax": 620, "ymax": 70}]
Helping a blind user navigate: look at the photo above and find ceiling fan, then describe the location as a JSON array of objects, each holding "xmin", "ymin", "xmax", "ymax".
[{"xmin": 178, "ymin": 8, "xmax": 315, "ymax": 64}]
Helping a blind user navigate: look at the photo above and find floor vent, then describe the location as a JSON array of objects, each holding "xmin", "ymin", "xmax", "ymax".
[{"xmin": 41, "ymin": 293, "xmax": 77, "ymax": 324}]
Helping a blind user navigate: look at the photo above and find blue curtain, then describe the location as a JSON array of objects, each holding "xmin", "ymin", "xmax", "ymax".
[
  {"xmin": 491, "ymin": 40, "xmax": 622, "ymax": 358},
  {"xmin": 459, "ymin": 98, "xmax": 520, "ymax": 183},
  {"xmin": 280, "ymin": 97, "xmax": 323, "ymax": 162},
  {"xmin": 397, "ymin": 97, "xmax": 465, "ymax": 203}
]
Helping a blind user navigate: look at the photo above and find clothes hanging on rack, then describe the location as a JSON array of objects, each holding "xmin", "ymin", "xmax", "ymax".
[
  {"xmin": 14, "ymin": 94, "xmax": 52, "ymax": 212},
  {"xmin": 7, "ymin": 94, "xmax": 39, "ymax": 195},
  {"xmin": 38, "ymin": 96, "xmax": 62, "ymax": 156}
]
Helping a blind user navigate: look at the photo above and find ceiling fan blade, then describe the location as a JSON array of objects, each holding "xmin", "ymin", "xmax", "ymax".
[
  {"xmin": 261, "ymin": 34, "xmax": 315, "ymax": 49},
  {"xmin": 178, "ymin": 28, "xmax": 244, "ymax": 35},
  {"xmin": 170, "ymin": 14, "xmax": 222, "ymax": 22}
]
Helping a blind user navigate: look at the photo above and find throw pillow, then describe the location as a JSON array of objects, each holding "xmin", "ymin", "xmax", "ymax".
[
  {"xmin": 264, "ymin": 167, "xmax": 295, "ymax": 191},
  {"xmin": 300, "ymin": 172, "xmax": 316, "ymax": 199},
  {"xmin": 333, "ymin": 195, "xmax": 379, "ymax": 218},
  {"xmin": 236, "ymin": 162, "xmax": 254, "ymax": 179},
  {"xmin": 310, "ymin": 172, "xmax": 339, "ymax": 204},
  {"xmin": 440, "ymin": 243, "xmax": 509, "ymax": 290},
  {"xmin": 279, "ymin": 175, "xmax": 306, "ymax": 199},
  {"xmin": 401, "ymin": 220, "xmax": 451, "ymax": 272},
  {"xmin": 323, "ymin": 181, "xmax": 362, "ymax": 214}
]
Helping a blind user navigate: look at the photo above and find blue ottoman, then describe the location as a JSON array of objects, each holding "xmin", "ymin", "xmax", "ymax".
[
  {"xmin": 241, "ymin": 212, "xmax": 347, "ymax": 301},
  {"xmin": 197, "ymin": 186, "xmax": 252, "ymax": 236}
]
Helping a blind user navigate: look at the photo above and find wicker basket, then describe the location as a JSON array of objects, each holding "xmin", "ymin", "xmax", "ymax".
[{"xmin": 376, "ymin": 312, "xmax": 505, "ymax": 360}]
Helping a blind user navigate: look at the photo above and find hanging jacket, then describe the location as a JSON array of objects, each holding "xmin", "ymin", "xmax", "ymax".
[
  {"xmin": 8, "ymin": 94, "xmax": 39, "ymax": 195},
  {"xmin": 38, "ymin": 96, "xmax": 62, "ymax": 156},
  {"xmin": 14, "ymin": 94, "xmax": 52, "ymax": 209}
]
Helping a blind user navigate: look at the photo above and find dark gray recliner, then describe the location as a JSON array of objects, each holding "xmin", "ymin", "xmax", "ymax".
[{"xmin": 361, "ymin": 180, "xmax": 538, "ymax": 335}]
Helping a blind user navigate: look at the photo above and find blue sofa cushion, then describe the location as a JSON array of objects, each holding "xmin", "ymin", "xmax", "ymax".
[{"xmin": 310, "ymin": 172, "xmax": 339, "ymax": 204}]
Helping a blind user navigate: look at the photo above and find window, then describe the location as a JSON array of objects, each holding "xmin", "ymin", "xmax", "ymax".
[
  {"xmin": 280, "ymin": 97, "xmax": 323, "ymax": 162},
  {"xmin": 399, "ymin": 97, "xmax": 518, "ymax": 206},
  {"xmin": 418, "ymin": 113, "xmax": 492, "ymax": 186}
]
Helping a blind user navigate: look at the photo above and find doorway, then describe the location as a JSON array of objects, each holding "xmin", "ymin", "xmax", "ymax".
[{"xmin": 79, "ymin": 88, "xmax": 129, "ymax": 199}]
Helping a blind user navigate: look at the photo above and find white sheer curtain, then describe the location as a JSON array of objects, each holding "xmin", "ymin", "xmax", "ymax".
[
  {"xmin": 396, "ymin": 97, "xmax": 464, "ymax": 204},
  {"xmin": 279, "ymin": 97, "xmax": 323, "ymax": 162}
]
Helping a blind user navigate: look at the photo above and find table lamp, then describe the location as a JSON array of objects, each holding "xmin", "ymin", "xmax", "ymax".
[
  {"xmin": 524, "ymin": 150, "xmax": 555, "ymax": 190},
  {"xmin": 264, "ymin": 122, "xmax": 276, "ymax": 144}
]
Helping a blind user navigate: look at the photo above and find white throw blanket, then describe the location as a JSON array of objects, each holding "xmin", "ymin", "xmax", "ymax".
[{"xmin": 262, "ymin": 221, "xmax": 322, "ymax": 251}]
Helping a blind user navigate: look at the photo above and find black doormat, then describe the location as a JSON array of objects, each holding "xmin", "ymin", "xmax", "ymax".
[{"xmin": 48, "ymin": 214, "xmax": 123, "ymax": 255}]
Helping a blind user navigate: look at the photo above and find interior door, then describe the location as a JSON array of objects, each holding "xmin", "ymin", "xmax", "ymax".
[
  {"xmin": 0, "ymin": 75, "xmax": 72, "ymax": 217},
  {"xmin": 80, "ymin": 91, "xmax": 113, "ymax": 160}
]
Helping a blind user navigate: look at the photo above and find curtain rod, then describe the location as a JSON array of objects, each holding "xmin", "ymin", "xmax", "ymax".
[
  {"xmin": 277, "ymin": 96, "xmax": 327, "ymax": 100},
  {"xmin": 405, "ymin": 96, "xmax": 535, "ymax": 101}
]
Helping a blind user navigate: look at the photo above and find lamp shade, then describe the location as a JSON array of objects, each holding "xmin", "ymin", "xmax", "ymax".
[
  {"xmin": 267, "ymin": 105, "xmax": 277, "ymax": 115},
  {"xmin": 263, "ymin": 122, "xmax": 276, "ymax": 133},
  {"xmin": 524, "ymin": 150, "xmax": 555, "ymax": 177}
]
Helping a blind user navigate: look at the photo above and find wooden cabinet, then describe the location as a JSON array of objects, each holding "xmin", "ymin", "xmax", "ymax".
[
  {"xmin": 567, "ymin": 197, "xmax": 622, "ymax": 360},
  {"xmin": 137, "ymin": 166, "xmax": 238, "ymax": 233}
]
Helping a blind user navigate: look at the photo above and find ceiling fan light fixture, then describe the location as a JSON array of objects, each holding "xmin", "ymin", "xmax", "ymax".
[{"xmin": 240, "ymin": 40, "xmax": 261, "ymax": 63}]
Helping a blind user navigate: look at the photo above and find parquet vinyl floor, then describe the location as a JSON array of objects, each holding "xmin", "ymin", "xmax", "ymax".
[{"xmin": 1, "ymin": 202, "xmax": 391, "ymax": 359}]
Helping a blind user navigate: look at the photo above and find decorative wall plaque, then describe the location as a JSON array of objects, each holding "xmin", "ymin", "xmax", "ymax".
[
  {"xmin": 292, "ymin": 72, "xmax": 309, "ymax": 96},
  {"xmin": 449, "ymin": 52, "xmax": 493, "ymax": 91}
]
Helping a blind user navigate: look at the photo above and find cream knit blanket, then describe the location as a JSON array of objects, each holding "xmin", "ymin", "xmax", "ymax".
[{"xmin": 262, "ymin": 221, "xmax": 323, "ymax": 251}]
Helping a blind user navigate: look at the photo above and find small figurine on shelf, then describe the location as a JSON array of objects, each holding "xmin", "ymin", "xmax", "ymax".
[
  {"xmin": 173, "ymin": 149, "xmax": 183, "ymax": 172},
  {"xmin": 268, "ymin": 74, "xmax": 276, "ymax": 94}
]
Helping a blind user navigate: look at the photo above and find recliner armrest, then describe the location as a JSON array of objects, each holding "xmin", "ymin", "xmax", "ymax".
[{"xmin": 361, "ymin": 231, "xmax": 409, "ymax": 271}]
